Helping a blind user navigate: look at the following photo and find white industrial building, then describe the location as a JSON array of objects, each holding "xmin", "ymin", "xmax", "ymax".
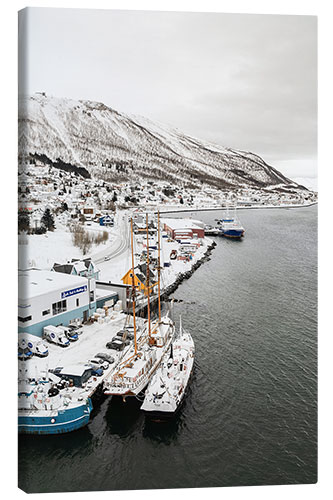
[{"xmin": 18, "ymin": 269, "xmax": 98, "ymax": 337}]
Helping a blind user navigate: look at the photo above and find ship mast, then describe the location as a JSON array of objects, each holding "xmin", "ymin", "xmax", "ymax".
[
  {"xmin": 146, "ymin": 213, "xmax": 152, "ymax": 341},
  {"xmin": 130, "ymin": 218, "xmax": 138, "ymax": 355},
  {"xmin": 157, "ymin": 210, "xmax": 161, "ymax": 322}
]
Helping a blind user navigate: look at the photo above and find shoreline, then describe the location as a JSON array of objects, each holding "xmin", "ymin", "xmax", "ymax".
[
  {"xmin": 132, "ymin": 238, "xmax": 217, "ymax": 315},
  {"xmin": 156, "ymin": 201, "xmax": 318, "ymax": 215}
]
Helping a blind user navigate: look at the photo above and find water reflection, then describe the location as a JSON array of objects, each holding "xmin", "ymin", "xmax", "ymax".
[
  {"xmin": 18, "ymin": 423, "xmax": 93, "ymax": 452},
  {"xmin": 143, "ymin": 417, "xmax": 180, "ymax": 444},
  {"xmin": 104, "ymin": 396, "xmax": 143, "ymax": 437},
  {"xmin": 18, "ymin": 426, "xmax": 94, "ymax": 492}
]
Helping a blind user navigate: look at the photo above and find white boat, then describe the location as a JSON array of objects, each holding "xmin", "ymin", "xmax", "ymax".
[
  {"xmin": 103, "ymin": 212, "xmax": 174, "ymax": 399},
  {"xmin": 141, "ymin": 319, "xmax": 195, "ymax": 419},
  {"xmin": 204, "ymin": 224, "xmax": 220, "ymax": 236}
]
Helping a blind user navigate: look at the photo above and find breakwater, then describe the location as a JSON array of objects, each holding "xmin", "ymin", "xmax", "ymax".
[{"xmin": 133, "ymin": 240, "xmax": 217, "ymax": 316}]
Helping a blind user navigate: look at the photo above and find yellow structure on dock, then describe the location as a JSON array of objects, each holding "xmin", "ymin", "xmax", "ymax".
[{"xmin": 121, "ymin": 269, "xmax": 157, "ymax": 296}]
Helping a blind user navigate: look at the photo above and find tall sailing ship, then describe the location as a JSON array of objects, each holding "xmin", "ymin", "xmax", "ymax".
[{"xmin": 103, "ymin": 212, "xmax": 175, "ymax": 398}]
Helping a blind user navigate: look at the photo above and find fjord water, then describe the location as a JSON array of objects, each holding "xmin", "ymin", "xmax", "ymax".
[{"xmin": 18, "ymin": 206, "xmax": 317, "ymax": 492}]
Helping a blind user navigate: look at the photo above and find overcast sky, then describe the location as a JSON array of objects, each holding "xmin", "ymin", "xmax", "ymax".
[{"xmin": 19, "ymin": 8, "xmax": 317, "ymax": 187}]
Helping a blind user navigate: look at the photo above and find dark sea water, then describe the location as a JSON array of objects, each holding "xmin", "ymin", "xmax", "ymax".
[{"xmin": 18, "ymin": 206, "xmax": 317, "ymax": 493}]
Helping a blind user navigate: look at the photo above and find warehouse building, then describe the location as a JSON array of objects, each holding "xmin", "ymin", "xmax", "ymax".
[
  {"xmin": 162, "ymin": 218, "xmax": 205, "ymax": 240},
  {"xmin": 18, "ymin": 269, "xmax": 98, "ymax": 337}
]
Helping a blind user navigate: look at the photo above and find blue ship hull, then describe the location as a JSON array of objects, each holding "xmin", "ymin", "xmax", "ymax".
[
  {"xmin": 18, "ymin": 398, "xmax": 93, "ymax": 435},
  {"xmin": 221, "ymin": 229, "xmax": 244, "ymax": 238}
]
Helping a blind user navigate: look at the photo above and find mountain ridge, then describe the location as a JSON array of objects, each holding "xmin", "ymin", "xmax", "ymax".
[{"xmin": 18, "ymin": 93, "xmax": 307, "ymax": 193}]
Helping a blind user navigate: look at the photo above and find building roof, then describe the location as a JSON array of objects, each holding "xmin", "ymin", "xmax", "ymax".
[
  {"xmin": 18, "ymin": 269, "xmax": 88, "ymax": 300},
  {"xmin": 59, "ymin": 364, "xmax": 91, "ymax": 377},
  {"xmin": 52, "ymin": 258, "xmax": 99, "ymax": 276},
  {"xmin": 72, "ymin": 261, "xmax": 87, "ymax": 273},
  {"xmin": 162, "ymin": 218, "xmax": 204, "ymax": 230},
  {"xmin": 95, "ymin": 288, "xmax": 118, "ymax": 300},
  {"xmin": 52, "ymin": 263, "xmax": 74, "ymax": 274}
]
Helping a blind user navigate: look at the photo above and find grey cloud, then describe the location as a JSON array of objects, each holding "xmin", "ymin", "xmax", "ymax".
[{"xmin": 23, "ymin": 8, "xmax": 317, "ymax": 178}]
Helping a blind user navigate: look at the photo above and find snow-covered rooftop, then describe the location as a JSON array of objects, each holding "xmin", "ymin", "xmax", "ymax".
[
  {"xmin": 18, "ymin": 269, "xmax": 88, "ymax": 300},
  {"xmin": 161, "ymin": 218, "xmax": 204, "ymax": 230}
]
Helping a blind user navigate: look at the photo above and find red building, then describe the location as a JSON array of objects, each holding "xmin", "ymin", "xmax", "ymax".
[{"xmin": 163, "ymin": 218, "xmax": 205, "ymax": 240}]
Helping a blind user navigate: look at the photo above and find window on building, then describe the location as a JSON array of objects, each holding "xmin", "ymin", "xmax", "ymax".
[
  {"xmin": 76, "ymin": 298, "xmax": 79, "ymax": 307},
  {"xmin": 18, "ymin": 315, "xmax": 32, "ymax": 323},
  {"xmin": 42, "ymin": 309, "xmax": 50, "ymax": 316},
  {"xmin": 52, "ymin": 300, "xmax": 67, "ymax": 316}
]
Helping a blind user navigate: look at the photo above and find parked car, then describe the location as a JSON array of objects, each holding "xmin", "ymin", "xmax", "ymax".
[
  {"xmin": 170, "ymin": 249, "xmax": 177, "ymax": 260},
  {"xmin": 116, "ymin": 329, "xmax": 134, "ymax": 341},
  {"xmin": 57, "ymin": 325, "xmax": 78, "ymax": 342},
  {"xmin": 87, "ymin": 358, "xmax": 109, "ymax": 370},
  {"xmin": 68, "ymin": 323, "xmax": 83, "ymax": 335},
  {"xmin": 95, "ymin": 352, "xmax": 115, "ymax": 364},
  {"xmin": 91, "ymin": 367, "xmax": 103, "ymax": 377},
  {"xmin": 18, "ymin": 346, "xmax": 33, "ymax": 361},
  {"xmin": 106, "ymin": 338, "xmax": 127, "ymax": 351}
]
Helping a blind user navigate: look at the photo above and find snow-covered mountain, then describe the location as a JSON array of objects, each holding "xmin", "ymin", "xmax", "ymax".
[{"xmin": 18, "ymin": 94, "xmax": 306, "ymax": 192}]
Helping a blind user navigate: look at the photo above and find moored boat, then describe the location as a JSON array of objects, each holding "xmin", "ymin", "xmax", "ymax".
[
  {"xmin": 18, "ymin": 373, "xmax": 93, "ymax": 435},
  {"xmin": 103, "ymin": 316, "xmax": 174, "ymax": 397},
  {"xmin": 219, "ymin": 208, "xmax": 244, "ymax": 238},
  {"xmin": 103, "ymin": 212, "xmax": 174, "ymax": 399},
  {"xmin": 204, "ymin": 224, "xmax": 220, "ymax": 236},
  {"xmin": 141, "ymin": 319, "xmax": 195, "ymax": 420}
]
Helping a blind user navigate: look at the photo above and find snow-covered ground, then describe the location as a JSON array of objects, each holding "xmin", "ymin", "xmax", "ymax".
[
  {"xmin": 98, "ymin": 226, "xmax": 212, "ymax": 294},
  {"xmin": 25, "ymin": 312, "xmax": 128, "ymax": 375},
  {"xmin": 19, "ymin": 311, "xmax": 145, "ymax": 398},
  {"xmin": 18, "ymin": 221, "xmax": 118, "ymax": 270}
]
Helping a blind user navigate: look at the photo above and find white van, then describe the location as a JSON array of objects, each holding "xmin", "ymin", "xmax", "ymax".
[
  {"xmin": 43, "ymin": 325, "xmax": 70, "ymax": 347},
  {"xmin": 57, "ymin": 325, "xmax": 79, "ymax": 342},
  {"xmin": 18, "ymin": 332, "xmax": 49, "ymax": 357}
]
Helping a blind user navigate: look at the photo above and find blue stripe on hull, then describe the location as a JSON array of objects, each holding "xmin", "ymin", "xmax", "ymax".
[
  {"xmin": 222, "ymin": 229, "xmax": 244, "ymax": 238},
  {"xmin": 18, "ymin": 399, "xmax": 93, "ymax": 435}
]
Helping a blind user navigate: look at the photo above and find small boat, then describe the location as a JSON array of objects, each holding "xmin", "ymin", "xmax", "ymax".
[
  {"xmin": 204, "ymin": 225, "xmax": 220, "ymax": 236},
  {"xmin": 141, "ymin": 318, "xmax": 195, "ymax": 420},
  {"xmin": 170, "ymin": 249, "xmax": 177, "ymax": 260}
]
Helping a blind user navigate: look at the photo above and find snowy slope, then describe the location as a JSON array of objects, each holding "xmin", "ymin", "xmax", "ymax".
[{"xmin": 18, "ymin": 93, "xmax": 306, "ymax": 192}]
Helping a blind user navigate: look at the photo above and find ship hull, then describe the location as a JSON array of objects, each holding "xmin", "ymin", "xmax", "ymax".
[
  {"xmin": 221, "ymin": 229, "xmax": 244, "ymax": 238},
  {"xmin": 18, "ymin": 398, "xmax": 93, "ymax": 435},
  {"xmin": 104, "ymin": 322, "xmax": 174, "ymax": 398},
  {"xmin": 142, "ymin": 353, "xmax": 194, "ymax": 421}
]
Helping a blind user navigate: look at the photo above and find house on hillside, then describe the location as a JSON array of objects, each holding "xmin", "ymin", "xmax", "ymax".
[
  {"xmin": 99, "ymin": 214, "xmax": 114, "ymax": 226},
  {"xmin": 81, "ymin": 205, "xmax": 95, "ymax": 221},
  {"xmin": 52, "ymin": 258, "xmax": 100, "ymax": 280}
]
